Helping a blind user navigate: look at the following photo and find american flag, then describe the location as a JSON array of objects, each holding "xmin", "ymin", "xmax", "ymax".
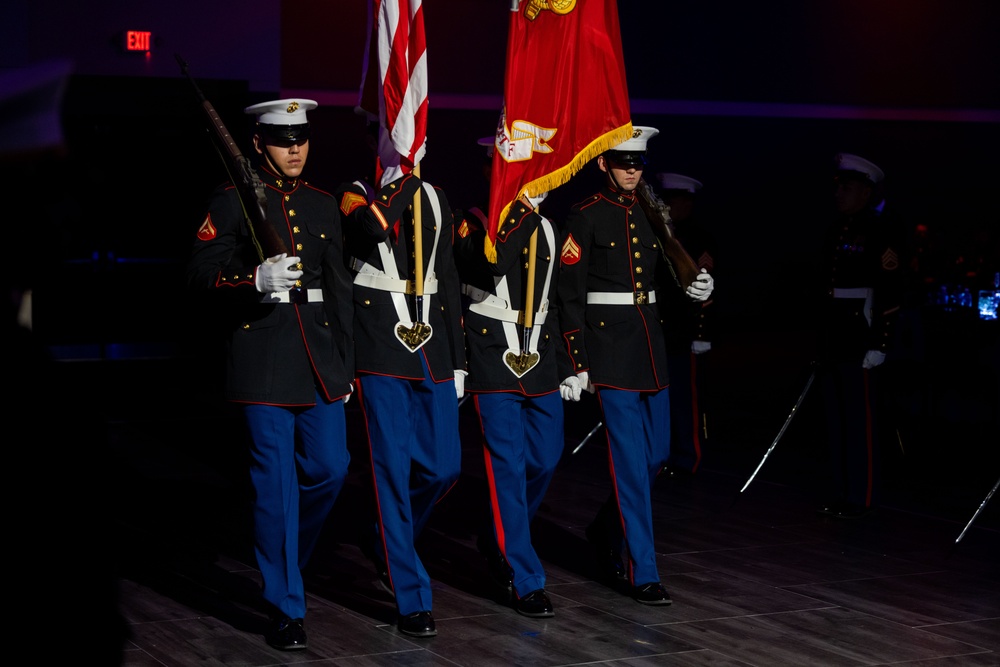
[{"xmin": 358, "ymin": 0, "xmax": 428, "ymax": 188}]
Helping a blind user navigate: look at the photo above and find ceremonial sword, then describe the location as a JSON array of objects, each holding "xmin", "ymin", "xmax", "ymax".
[
  {"xmin": 739, "ymin": 367, "xmax": 816, "ymax": 493},
  {"xmin": 955, "ymin": 474, "xmax": 999, "ymax": 545}
]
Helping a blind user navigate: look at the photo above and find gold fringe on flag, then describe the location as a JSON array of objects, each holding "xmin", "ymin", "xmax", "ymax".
[{"xmin": 485, "ymin": 122, "xmax": 633, "ymax": 264}]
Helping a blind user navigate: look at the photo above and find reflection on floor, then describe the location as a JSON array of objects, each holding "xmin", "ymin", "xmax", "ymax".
[{"xmin": 62, "ymin": 346, "xmax": 999, "ymax": 666}]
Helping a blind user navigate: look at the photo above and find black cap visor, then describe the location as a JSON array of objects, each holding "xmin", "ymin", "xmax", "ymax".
[
  {"xmin": 834, "ymin": 170, "xmax": 874, "ymax": 186},
  {"xmin": 260, "ymin": 123, "xmax": 311, "ymax": 142},
  {"xmin": 605, "ymin": 150, "xmax": 647, "ymax": 167}
]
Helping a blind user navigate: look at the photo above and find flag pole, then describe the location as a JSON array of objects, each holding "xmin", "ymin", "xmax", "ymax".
[
  {"xmin": 412, "ymin": 163, "xmax": 424, "ymax": 309},
  {"xmin": 521, "ymin": 227, "xmax": 537, "ymax": 353},
  {"xmin": 394, "ymin": 161, "xmax": 432, "ymax": 350}
]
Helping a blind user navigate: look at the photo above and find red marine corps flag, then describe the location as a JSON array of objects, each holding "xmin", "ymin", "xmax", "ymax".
[
  {"xmin": 485, "ymin": 0, "xmax": 633, "ymax": 262},
  {"xmin": 358, "ymin": 0, "xmax": 428, "ymax": 188}
]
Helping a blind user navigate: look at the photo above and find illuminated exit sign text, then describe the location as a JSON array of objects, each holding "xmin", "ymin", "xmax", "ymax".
[{"xmin": 125, "ymin": 30, "xmax": 152, "ymax": 52}]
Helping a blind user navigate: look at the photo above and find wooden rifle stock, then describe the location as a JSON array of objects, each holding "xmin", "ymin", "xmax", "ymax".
[
  {"xmin": 635, "ymin": 178, "xmax": 700, "ymax": 289},
  {"xmin": 175, "ymin": 54, "xmax": 287, "ymax": 261}
]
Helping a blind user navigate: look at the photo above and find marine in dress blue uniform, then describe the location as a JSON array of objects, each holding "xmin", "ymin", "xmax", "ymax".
[
  {"xmin": 656, "ymin": 173, "xmax": 719, "ymax": 475},
  {"xmin": 337, "ymin": 169, "xmax": 465, "ymax": 638},
  {"xmin": 186, "ymin": 99, "xmax": 355, "ymax": 651},
  {"xmin": 454, "ymin": 139, "xmax": 573, "ymax": 617},
  {"xmin": 557, "ymin": 126, "xmax": 714, "ymax": 605},
  {"xmin": 817, "ymin": 153, "xmax": 906, "ymax": 519}
]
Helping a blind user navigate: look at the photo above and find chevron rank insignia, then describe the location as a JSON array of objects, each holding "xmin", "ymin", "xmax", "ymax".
[
  {"xmin": 698, "ymin": 251, "xmax": 714, "ymax": 271},
  {"xmin": 561, "ymin": 233, "xmax": 581, "ymax": 265},
  {"xmin": 196, "ymin": 213, "xmax": 217, "ymax": 241},
  {"xmin": 457, "ymin": 219, "xmax": 471, "ymax": 239},
  {"xmin": 340, "ymin": 191, "xmax": 367, "ymax": 216},
  {"xmin": 882, "ymin": 248, "xmax": 899, "ymax": 270}
]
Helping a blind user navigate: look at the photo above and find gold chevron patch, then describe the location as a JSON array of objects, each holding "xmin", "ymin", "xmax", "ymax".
[
  {"xmin": 882, "ymin": 248, "xmax": 899, "ymax": 270},
  {"xmin": 561, "ymin": 233, "xmax": 581, "ymax": 265},
  {"xmin": 698, "ymin": 251, "xmax": 714, "ymax": 271},
  {"xmin": 340, "ymin": 191, "xmax": 366, "ymax": 216},
  {"xmin": 196, "ymin": 214, "xmax": 216, "ymax": 241}
]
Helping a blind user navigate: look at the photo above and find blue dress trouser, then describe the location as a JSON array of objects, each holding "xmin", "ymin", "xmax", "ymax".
[
  {"xmin": 358, "ymin": 356, "xmax": 462, "ymax": 617},
  {"xmin": 243, "ymin": 393, "xmax": 349, "ymax": 619},
  {"xmin": 596, "ymin": 387, "xmax": 671, "ymax": 586},
  {"xmin": 667, "ymin": 351, "xmax": 703, "ymax": 472},
  {"xmin": 475, "ymin": 390, "xmax": 563, "ymax": 598},
  {"xmin": 821, "ymin": 361, "xmax": 880, "ymax": 509}
]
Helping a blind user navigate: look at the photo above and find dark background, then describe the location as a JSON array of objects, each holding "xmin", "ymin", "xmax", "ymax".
[{"xmin": 5, "ymin": 1, "xmax": 998, "ymax": 485}]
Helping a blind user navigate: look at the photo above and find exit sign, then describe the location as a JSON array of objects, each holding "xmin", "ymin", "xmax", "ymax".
[{"xmin": 124, "ymin": 30, "xmax": 152, "ymax": 52}]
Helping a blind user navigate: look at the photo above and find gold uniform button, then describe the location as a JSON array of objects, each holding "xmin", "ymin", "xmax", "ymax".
[
  {"xmin": 636, "ymin": 282, "xmax": 643, "ymax": 289},
  {"xmin": 293, "ymin": 226, "xmax": 300, "ymax": 233},
  {"xmin": 634, "ymin": 251, "xmax": 641, "ymax": 258},
  {"xmin": 296, "ymin": 243, "xmax": 303, "ymax": 251},
  {"xmin": 364, "ymin": 299, "xmax": 371, "ymax": 305},
  {"xmin": 610, "ymin": 241, "xmax": 615, "ymax": 247},
  {"xmin": 289, "ymin": 210, "xmax": 296, "ymax": 217},
  {"xmin": 632, "ymin": 237, "xmax": 638, "ymax": 243},
  {"xmin": 242, "ymin": 324, "xmax": 250, "ymax": 330},
  {"xmin": 284, "ymin": 195, "xmax": 291, "ymax": 202},
  {"xmin": 481, "ymin": 328, "xmax": 488, "ymax": 334},
  {"xmin": 636, "ymin": 266, "xmax": 643, "ymax": 274}
]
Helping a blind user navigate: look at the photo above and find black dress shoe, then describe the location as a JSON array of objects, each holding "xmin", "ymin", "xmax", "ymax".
[
  {"xmin": 633, "ymin": 582, "xmax": 672, "ymax": 606},
  {"xmin": 834, "ymin": 503, "xmax": 873, "ymax": 519},
  {"xmin": 585, "ymin": 523, "xmax": 627, "ymax": 583},
  {"xmin": 266, "ymin": 616, "xmax": 307, "ymax": 650},
  {"xmin": 398, "ymin": 610, "xmax": 437, "ymax": 638},
  {"xmin": 817, "ymin": 501, "xmax": 845, "ymax": 516},
  {"xmin": 477, "ymin": 534, "xmax": 513, "ymax": 602},
  {"xmin": 515, "ymin": 589, "xmax": 555, "ymax": 618},
  {"xmin": 373, "ymin": 556, "xmax": 393, "ymax": 596},
  {"xmin": 818, "ymin": 501, "xmax": 872, "ymax": 519}
]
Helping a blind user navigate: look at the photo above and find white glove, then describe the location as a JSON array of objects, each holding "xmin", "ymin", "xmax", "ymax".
[
  {"xmin": 527, "ymin": 190, "xmax": 548, "ymax": 210},
  {"xmin": 691, "ymin": 340, "xmax": 712, "ymax": 354},
  {"xmin": 559, "ymin": 375, "xmax": 582, "ymax": 402},
  {"xmin": 454, "ymin": 370, "xmax": 468, "ymax": 399},
  {"xmin": 577, "ymin": 371, "xmax": 596, "ymax": 394},
  {"xmin": 686, "ymin": 269, "xmax": 714, "ymax": 302},
  {"xmin": 255, "ymin": 253, "xmax": 303, "ymax": 293},
  {"xmin": 343, "ymin": 383, "xmax": 354, "ymax": 405},
  {"xmin": 862, "ymin": 350, "xmax": 886, "ymax": 369}
]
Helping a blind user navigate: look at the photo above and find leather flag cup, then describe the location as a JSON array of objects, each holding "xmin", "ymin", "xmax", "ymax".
[
  {"xmin": 485, "ymin": 0, "xmax": 633, "ymax": 262},
  {"xmin": 358, "ymin": 0, "xmax": 428, "ymax": 188}
]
